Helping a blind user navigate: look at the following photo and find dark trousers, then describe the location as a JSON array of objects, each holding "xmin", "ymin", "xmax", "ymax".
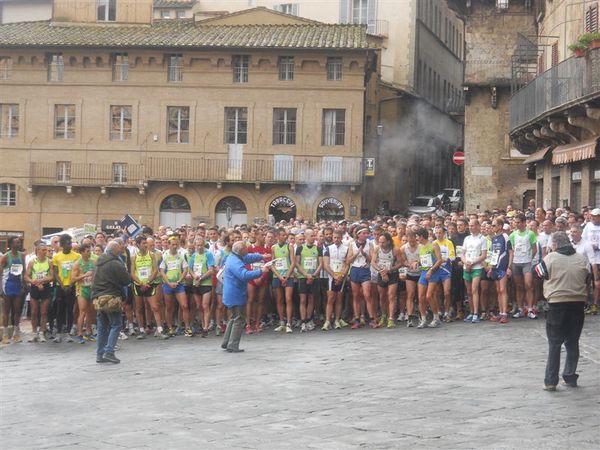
[
  {"xmin": 544, "ymin": 302, "xmax": 585, "ymax": 387},
  {"xmin": 55, "ymin": 285, "xmax": 76, "ymax": 334},
  {"xmin": 222, "ymin": 305, "xmax": 246, "ymax": 351},
  {"xmin": 451, "ymin": 262, "xmax": 465, "ymax": 309}
]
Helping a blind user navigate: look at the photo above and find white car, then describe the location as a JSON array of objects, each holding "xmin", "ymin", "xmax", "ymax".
[{"xmin": 407, "ymin": 196, "xmax": 438, "ymax": 215}]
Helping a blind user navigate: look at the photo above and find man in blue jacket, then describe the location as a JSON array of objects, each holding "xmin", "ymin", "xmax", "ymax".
[{"xmin": 221, "ymin": 241, "xmax": 270, "ymax": 352}]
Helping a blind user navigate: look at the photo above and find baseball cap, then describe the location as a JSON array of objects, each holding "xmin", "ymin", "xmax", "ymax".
[{"xmin": 591, "ymin": 208, "xmax": 600, "ymax": 216}]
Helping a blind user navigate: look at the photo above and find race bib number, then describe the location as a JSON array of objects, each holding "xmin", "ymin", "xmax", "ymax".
[
  {"xmin": 303, "ymin": 257, "xmax": 317, "ymax": 271},
  {"xmin": 399, "ymin": 267, "xmax": 407, "ymax": 277},
  {"xmin": 252, "ymin": 262, "xmax": 264, "ymax": 270},
  {"xmin": 514, "ymin": 243, "xmax": 527, "ymax": 259},
  {"xmin": 274, "ymin": 258, "xmax": 288, "ymax": 273},
  {"xmin": 440, "ymin": 246, "xmax": 449, "ymax": 261},
  {"xmin": 466, "ymin": 250, "xmax": 477, "ymax": 264},
  {"xmin": 420, "ymin": 254, "xmax": 433, "ymax": 269},
  {"xmin": 138, "ymin": 267, "xmax": 151, "ymax": 280},
  {"xmin": 167, "ymin": 261, "xmax": 179, "ymax": 272},
  {"xmin": 456, "ymin": 246, "xmax": 463, "ymax": 258},
  {"xmin": 35, "ymin": 271, "xmax": 46, "ymax": 280},
  {"xmin": 330, "ymin": 260, "xmax": 343, "ymax": 275},
  {"xmin": 489, "ymin": 251, "xmax": 500, "ymax": 267},
  {"xmin": 193, "ymin": 262, "xmax": 204, "ymax": 276},
  {"xmin": 83, "ymin": 275, "xmax": 93, "ymax": 287},
  {"xmin": 10, "ymin": 264, "xmax": 23, "ymax": 276},
  {"xmin": 61, "ymin": 261, "xmax": 73, "ymax": 272},
  {"xmin": 379, "ymin": 260, "xmax": 392, "ymax": 270}
]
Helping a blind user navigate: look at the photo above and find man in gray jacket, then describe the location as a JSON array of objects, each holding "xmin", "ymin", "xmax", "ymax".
[
  {"xmin": 91, "ymin": 240, "xmax": 131, "ymax": 364},
  {"xmin": 536, "ymin": 231, "xmax": 589, "ymax": 391}
]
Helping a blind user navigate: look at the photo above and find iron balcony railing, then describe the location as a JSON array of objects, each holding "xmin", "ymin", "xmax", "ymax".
[
  {"xmin": 509, "ymin": 48, "xmax": 600, "ymax": 132},
  {"xmin": 29, "ymin": 156, "xmax": 363, "ymax": 187}
]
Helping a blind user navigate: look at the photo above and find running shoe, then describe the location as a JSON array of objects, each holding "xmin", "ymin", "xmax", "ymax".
[
  {"xmin": 338, "ymin": 319, "xmax": 349, "ymax": 328},
  {"xmin": 274, "ymin": 322, "xmax": 286, "ymax": 332},
  {"xmin": 184, "ymin": 328, "xmax": 194, "ymax": 337},
  {"xmin": 208, "ymin": 320, "xmax": 216, "ymax": 331},
  {"xmin": 322, "ymin": 320, "xmax": 332, "ymax": 331},
  {"xmin": 443, "ymin": 313, "xmax": 452, "ymax": 323},
  {"xmin": 285, "ymin": 323, "xmax": 293, "ymax": 333},
  {"xmin": 397, "ymin": 312, "xmax": 407, "ymax": 322},
  {"xmin": 168, "ymin": 327, "xmax": 176, "ymax": 337},
  {"xmin": 387, "ymin": 318, "xmax": 396, "ymax": 329},
  {"xmin": 220, "ymin": 323, "xmax": 227, "ymax": 334},
  {"xmin": 28, "ymin": 333, "xmax": 38, "ymax": 343},
  {"xmin": 351, "ymin": 320, "xmax": 361, "ymax": 330},
  {"xmin": 528, "ymin": 310, "xmax": 538, "ymax": 320},
  {"xmin": 76, "ymin": 335, "xmax": 85, "ymax": 344},
  {"xmin": 455, "ymin": 310, "xmax": 464, "ymax": 321},
  {"xmin": 306, "ymin": 320, "xmax": 316, "ymax": 331},
  {"xmin": 369, "ymin": 320, "xmax": 380, "ymax": 329},
  {"xmin": 543, "ymin": 385, "xmax": 557, "ymax": 392},
  {"xmin": 1, "ymin": 335, "xmax": 9, "ymax": 345},
  {"xmin": 416, "ymin": 318, "xmax": 428, "ymax": 329},
  {"xmin": 254, "ymin": 323, "xmax": 263, "ymax": 333},
  {"xmin": 301, "ymin": 322, "xmax": 307, "ymax": 332},
  {"xmin": 513, "ymin": 309, "xmax": 525, "ymax": 319},
  {"xmin": 406, "ymin": 316, "xmax": 414, "ymax": 328},
  {"xmin": 52, "ymin": 335, "xmax": 62, "ymax": 343},
  {"xmin": 489, "ymin": 314, "xmax": 499, "ymax": 322},
  {"xmin": 333, "ymin": 320, "xmax": 341, "ymax": 330},
  {"xmin": 118, "ymin": 331, "xmax": 129, "ymax": 340},
  {"xmin": 65, "ymin": 334, "xmax": 74, "ymax": 343},
  {"xmin": 471, "ymin": 315, "xmax": 481, "ymax": 323},
  {"xmin": 429, "ymin": 318, "xmax": 441, "ymax": 328},
  {"xmin": 39, "ymin": 333, "xmax": 47, "ymax": 343},
  {"xmin": 70, "ymin": 325, "xmax": 77, "ymax": 336},
  {"xmin": 201, "ymin": 328, "xmax": 208, "ymax": 338},
  {"xmin": 245, "ymin": 324, "xmax": 254, "ymax": 335},
  {"xmin": 585, "ymin": 304, "xmax": 598, "ymax": 315},
  {"xmin": 359, "ymin": 317, "xmax": 366, "ymax": 327},
  {"xmin": 499, "ymin": 315, "xmax": 508, "ymax": 324},
  {"xmin": 463, "ymin": 314, "xmax": 473, "ymax": 323},
  {"xmin": 85, "ymin": 334, "xmax": 96, "ymax": 342},
  {"xmin": 480, "ymin": 312, "xmax": 488, "ymax": 321},
  {"xmin": 377, "ymin": 316, "xmax": 386, "ymax": 328}
]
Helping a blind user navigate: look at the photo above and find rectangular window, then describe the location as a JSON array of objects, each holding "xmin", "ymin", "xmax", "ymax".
[
  {"xmin": 54, "ymin": 105, "xmax": 75, "ymax": 139},
  {"xmin": 278, "ymin": 56, "xmax": 294, "ymax": 81},
  {"xmin": 273, "ymin": 108, "xmax": 296, "ymax": 145},
  {"xmin": 112, "ymin": 163, "xmax": 127, "ymax": 184},
  {"xmin": 47, "ymin": 53, "xmax": 64, "ymax": 82},
  {"xmin": 161, "ymin": 10, "xmax": 170, "ymax": 19},
  {"xmin": 352, "ymin": 0, "xmax": 368, "ymax": 24},
  {"xmin": 0, "ymin": 104, "xmax": 19, "ymax": 138},
  {"xmin": 167, "ymin": 106, "xmax": 189, "ymax": 144},
  {"xmin": 224, "ymin": 107, "xmax": 248, "ymax": 144},
  {"xmin": 322, "ymin": 109, "xmax": 345, "ymax": 146},
  {"xmin": 110, "ymin": 105, "xmax": 132, "ymax": 141},
  {"xmin": 327, "ymin": 57, "xmax": 342, "ymax": 81},
  {"xmin": 551, "ymin": 41, "xmax": 558, "ymax": 67},
  {"xmin": 97, "ymin": 0, "xmax": 116, "ymax": 21},
  {"xmin": 167, "ymin": 54, "xmax": 183, "ymax": 82},
  {"xmin": 232, "ymin": 55, "xmax": 249, "ymax": 83},
  {"xmin": 177, "ymin": 10, "xmax": 186, "ymax": 19},
  {"xmin": 276, "ymin": 3, "xmax": 299, "ymax": 15},
  {"xmin": 0, "ymin": 183, "xmax": 16, "ymax": 206},
  {"xmin": 585, "ymin": 5, "xmax": 598, "ymax": 33},
  {"xmin": 112, "ymin": 53, "xmax": 128, "ymax": 81},
  {"xmin": 56, "ymin": 161, "xmax": 71, "ymax": 184},
  {"xmin": 0, "ymin": 57, "xmax": 12, "ymax": 81}
]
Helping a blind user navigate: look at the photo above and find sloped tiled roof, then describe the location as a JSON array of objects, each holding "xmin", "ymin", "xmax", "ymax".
[
  {"xmin": 0, "ymin": 20, "xmax": 372, "ymax": 49},
  {"xmin": 153, "ymin": 0, "xmax": 196, "ymax": 8}
]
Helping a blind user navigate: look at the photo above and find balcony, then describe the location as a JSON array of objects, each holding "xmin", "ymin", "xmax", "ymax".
[
  {"xmin": 509, "ymin": 48, "xmax": 600, "ymax": 133},
  {"xmin": 29, "ymin": 156, "xmax": 363, "ymax": 188},
  {"xmin": 367, "ymin": 20, "xmax": 389, "ymax": 37}
]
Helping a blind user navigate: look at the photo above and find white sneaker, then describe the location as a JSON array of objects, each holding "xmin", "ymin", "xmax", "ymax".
[
  {"xmin": 306, "ymin": 320, "xmax": 315, "ymax": 331},
  {"xmin": 118, "ymin": 331, "xmax": 129, "ymax": 340},
  {"xmin": 513, "ymin": 309, "xmax": 524, "ymax": 319},
  {"xmin": 429, "ymin": 318, "xmax": 441, "ymax": 328},
  {"xmin": 334, "ymin": 320, "xmax": 342, "ymax": 330},
  {"xmin": 39, "ymin": 333, "xmax": 47, "ymax": 343},
  {"xmin": 300, "ymin": 323, "xmax": 307, "ymax": 333},
  {"xmin": 65, "ymin": 334, "xmax": 74, "ymax": 343},
  {"xmin": 28, "ymin": 334, "xmax": 38, "ymax": 343},
  {"xmin": 321, "ymin": 320, "xmax": 332, "ymax": 331},
  {"xmin": 528, "ymin": 311, "xmax": 538, "ymax": 319},
  {"xmin": 416, "ymin": 319, "xmax": 428, "ymax": 329},
  {"xmin": 285, "ymin": 323, "xmax": 293, "ymax": 333},
  {"xmin": 274, "ymin": 322, "xmax": 286, "ymax": 332},
  {"xmin": 69, "ymin": 325, "xmax": 77, "ymax": 336}
]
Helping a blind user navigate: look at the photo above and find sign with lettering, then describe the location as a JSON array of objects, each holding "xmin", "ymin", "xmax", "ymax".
[{"xmin": 365, "ymin": 158, "xmax": 375, "ymax": 176}]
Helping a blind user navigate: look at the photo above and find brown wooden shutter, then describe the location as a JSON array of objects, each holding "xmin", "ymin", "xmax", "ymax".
[
  {"xmin": 586, "ymin": 4, "xmax": 598, "ymax": 33},
  {"xmin": 551, "ymin": 42, "xmax": 558, "ymax": 67}
]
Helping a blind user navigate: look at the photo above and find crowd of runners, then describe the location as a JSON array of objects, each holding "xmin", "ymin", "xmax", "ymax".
[{"xmin": 1, "ymin": 202, "xmax": 599, "ymax": 345}]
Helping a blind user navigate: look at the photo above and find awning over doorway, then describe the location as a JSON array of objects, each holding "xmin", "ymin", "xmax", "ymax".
[
  {"xmin": 551, "ymin": 138, "xmax": 598, "ymax": 165},
  {"xmin": 522, "ymin": 146, "xmax": 553, "ymax": 165}
]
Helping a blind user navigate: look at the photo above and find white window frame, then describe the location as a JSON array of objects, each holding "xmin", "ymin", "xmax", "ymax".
[
  {"xmin": 167, "ymin": 54, "xmax": 183, "ymax": 82},
  {"xmin": 232, "ymin": 55, "xmax": 249, "ymax": 83},
  {"xmin": 110, "ymin": 105, "xmax": 132, "ymax": 141},
  {"xmin": 56, "ymin": 161, "xmax": 71, "ymax": 184},
  {"xmin": 322, "ymin": 109, "xmax": 345, "ymax": 146},
  {"xmin": 0, "ymin": 183, "xmax": 16, "ymax": 207},
  {"xmin": 112, "ymin": 53, "xmax": 128, "ymax": 82},
  {"xmin": 327, "ymin": 57, "xmax": 343, "ymax": 81},
  {"xmin": 352, "ymin": 0, "xmax": 368, "ymax": 24},
  {"xmin": 177, "ymin": 10, "xmax": 187, "ymax": 19},
  {"xmin": 278, "ymin": 56, "xmax": 294, "ymax": 81},
  {"xmin": 273, "ymin": 108, "xmax": 296, "ymax": 145},
  {"xmin": 0, "ymin": 57, "xmax": 12, "ymax": 81},
  {"xmin": 48, "ymin": 53, "xmax": 64, "ymax": 82},
  {"xmin": 54, "ymin": 104, "xmax": 76, "ymax": 140},
  {"xmin": 97, "ymin": 0, "xmax": 116, "ymax": 22},
  {"xmin": 0, "ymin": 104, "xmax": 19, "ymax": 138},
  {"xmin": 161, "ymin": 10, "xmax": 171, "ymax": 19},
  {"xmin": 167, "ymin": 106, "xmax": 190, "ymax": 144},
  {"xmin": 112, "ymin": 163, "xmax": 127, "ymax": 184},
  {"xmin": 224, "ymin": 107, "xmax": 248, "ymax": 144}
]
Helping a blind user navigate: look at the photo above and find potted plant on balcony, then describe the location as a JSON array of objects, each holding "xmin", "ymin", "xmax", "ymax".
[
  {"xmin": 568, "ymin": 42, "xmax": 587, "ymax": 57},
  {"xmin": 579, "ymin": 32, "xmax": 600, "ymax": 49}
]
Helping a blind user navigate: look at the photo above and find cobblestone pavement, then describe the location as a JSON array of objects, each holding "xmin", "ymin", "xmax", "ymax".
[{"xmin": 1, "ymin": 316, "xmax": 599, "ymax": 450}]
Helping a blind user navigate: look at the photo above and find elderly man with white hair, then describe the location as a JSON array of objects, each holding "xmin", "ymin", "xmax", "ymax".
[
  {"xmin": 536, "ymin": 231, "xmax": 589, "ymax": 391},
  {"xmin": 220, "ymin": 241, "xmax": 270, "ymax": 353}
]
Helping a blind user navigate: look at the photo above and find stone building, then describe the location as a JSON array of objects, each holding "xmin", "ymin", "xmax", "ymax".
[
  {"xmin": 0, "ymin": 1, "xmax": 379, "ymax": 250},
  {"xmin": 195, "ymin": 0, "xmax": 465, "ymax": 215},
  {"xmin": 512, "ymin": 0, "xmax": 600, "ymax": 210}
]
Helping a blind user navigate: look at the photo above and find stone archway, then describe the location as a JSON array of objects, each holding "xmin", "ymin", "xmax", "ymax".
[
  {"xmin": 159, "ymin": 194, "xmax": 191, "ymax": 228},
  {"xmin": 215, "ymin": 196, "xmax": 247, "ymax": 228}
]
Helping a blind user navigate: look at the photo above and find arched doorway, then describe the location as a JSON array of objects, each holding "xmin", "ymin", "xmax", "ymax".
[
  {"xmin": 159, "ymin": 195, "xmax": 191, "ymax": 228},
  {"xmin": 215, "ymin": 196, "xmax": 247, "ymax": 227},
  {"xmin": 316, "ymin": 197, "xmax": 345, "ymax": 221},
  {"xmin": 269, "ymin": 196, "xmax": 296, "ymax": 223}
]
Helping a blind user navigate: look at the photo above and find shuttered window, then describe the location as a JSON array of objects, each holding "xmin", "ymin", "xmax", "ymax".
[
  {"xmin": 585, "ymin": 4, "xmax": 598, "ymax": 33},
  {"xmin": 551, "ymin": 42, "xmax": 558, "ymax": 67}
]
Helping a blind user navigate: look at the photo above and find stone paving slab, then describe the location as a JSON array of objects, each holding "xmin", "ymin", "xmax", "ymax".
[{"xmin": 1, "ymin": 316, "xmax": 599, "ymax": 449}]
